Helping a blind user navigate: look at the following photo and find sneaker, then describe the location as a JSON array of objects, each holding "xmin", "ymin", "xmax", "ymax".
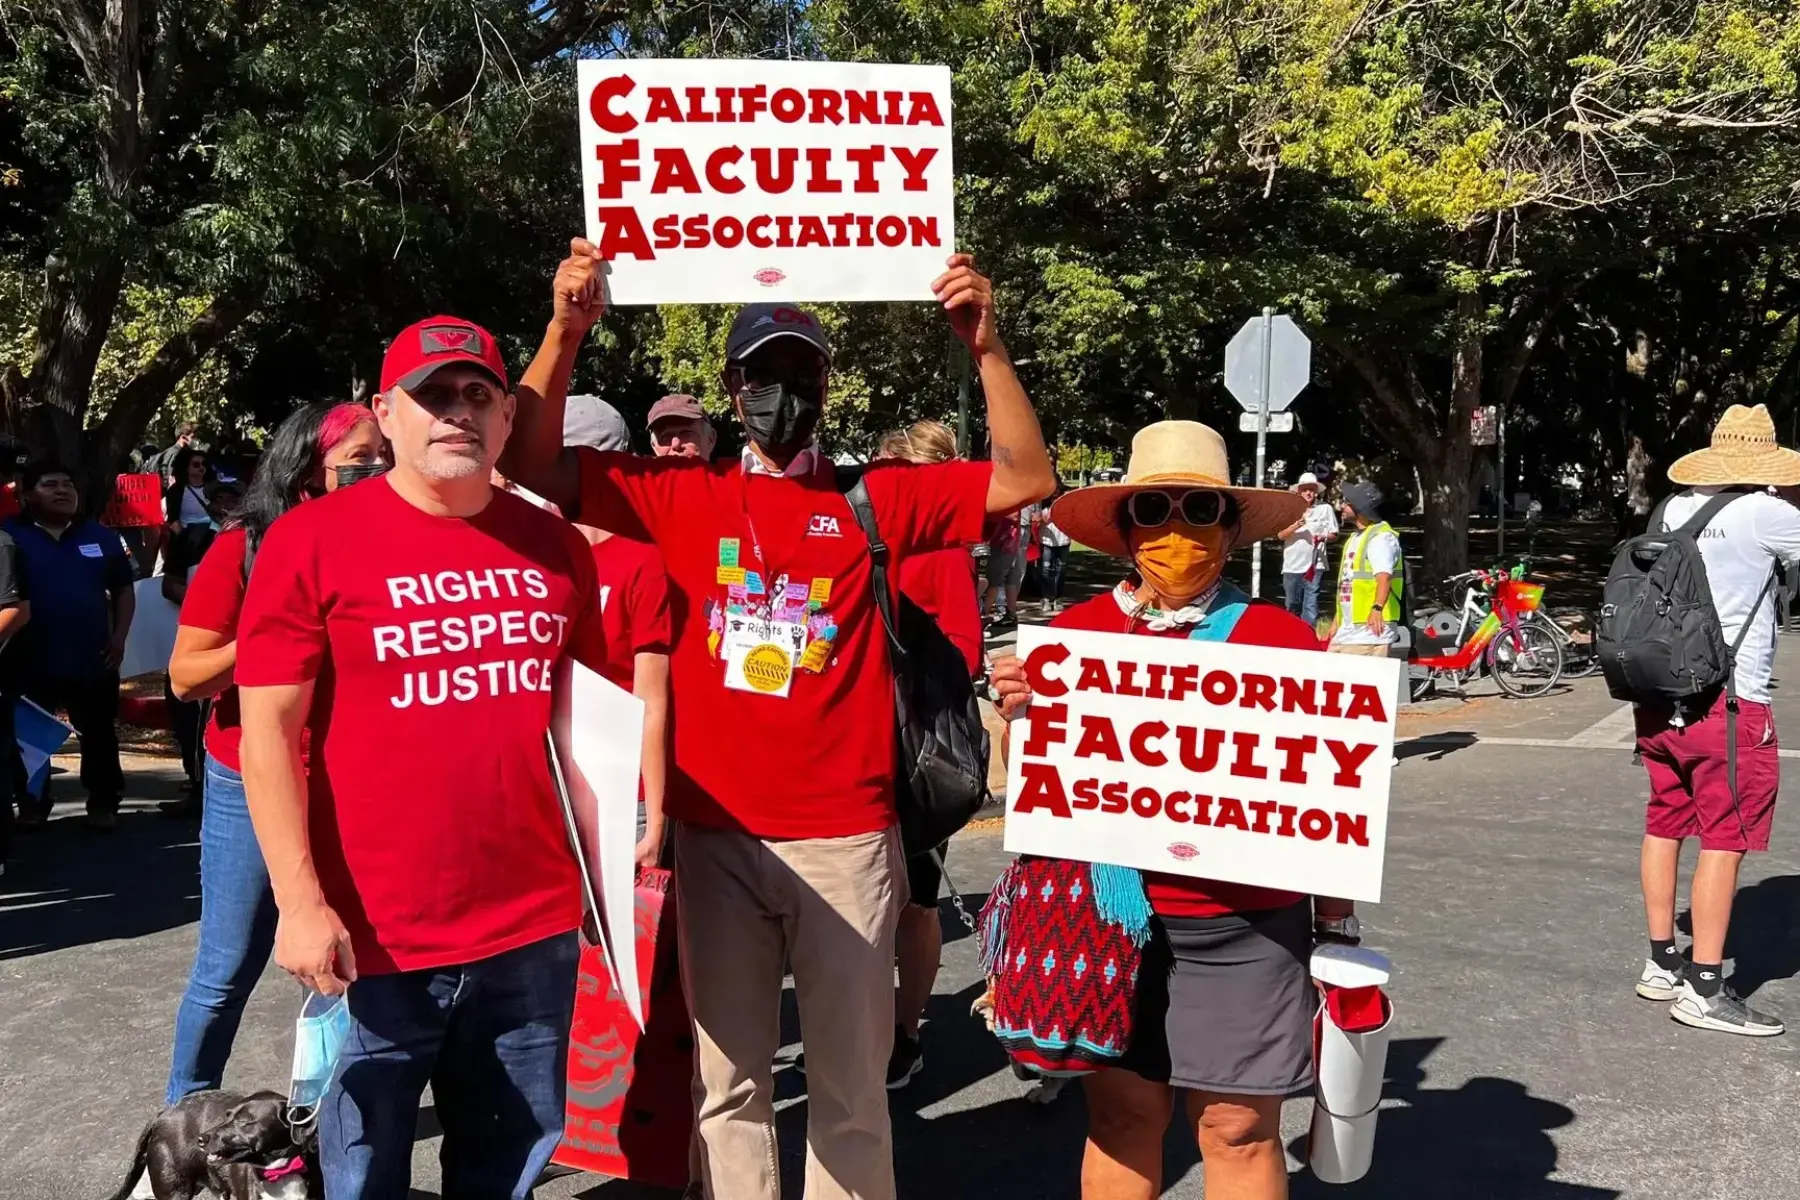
[
  {"xmin": 886, "ymin": 1029, "xmax": 922, "ymax": 1090},
  {"xmin": 1636, "ymin": 958, "xmax": 1685, "ymax": 1001},
  {"xmin": 1670, "ymin": 983, "xmax": 1785, "ymax": 1036}
]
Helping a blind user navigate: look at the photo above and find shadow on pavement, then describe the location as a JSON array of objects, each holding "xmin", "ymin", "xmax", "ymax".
[
  {"xmin": 0, "ymin": 802, "xmax": 199, "ymax": 960},
  {"xmin": 1288, "ymin": 1037, "xmax": 1618, "ymax": 1200},
  {"xmin": 1721, "ymin": 874, "xmax": 1800, "ymax": 999},
  {"xmin": 1396, "ymin": 733, "xmax": 1479, "ymax": 763}
]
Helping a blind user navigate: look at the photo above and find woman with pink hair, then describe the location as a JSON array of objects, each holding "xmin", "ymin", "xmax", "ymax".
[{"xmin": 162, "ymin": 402, "xmax": 386, "ymax": 1102}]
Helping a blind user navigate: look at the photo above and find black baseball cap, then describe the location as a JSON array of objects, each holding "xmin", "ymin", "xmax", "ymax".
[{"xmin": 725, "ymin": 303, "xmax": 832, "ymax": 366}]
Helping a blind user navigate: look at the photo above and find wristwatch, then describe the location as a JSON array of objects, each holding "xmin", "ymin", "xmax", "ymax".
[{"xmin": 1314, "ymin": 913, "xmax": 1362, "ymax": 944}]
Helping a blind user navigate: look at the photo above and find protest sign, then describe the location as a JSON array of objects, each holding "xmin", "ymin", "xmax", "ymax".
[
  {"xmin": 1003, "ymin": 627, "xmax": 1399, "ymax": 902},
  {"xmin": 119, "ymin": 575, "xmax": 180, "ymax": 680},
  {"xmin": 550, "ymin": 659, "xmax": 647, "ymax": 1028},
  {"xmin": 102, "ymin": 473, "xmax": 164, "ymax": 528},
  {"xmin": 576, "ymin": 58, "xmax": 955, "ymax": 305}
]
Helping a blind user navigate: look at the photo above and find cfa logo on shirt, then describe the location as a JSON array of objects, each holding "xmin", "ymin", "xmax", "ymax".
[{"xmin": 807, "ymin": 514, "xmax": 843, "ymax": 538}]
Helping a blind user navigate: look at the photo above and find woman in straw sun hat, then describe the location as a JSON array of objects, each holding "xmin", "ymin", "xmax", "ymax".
[
  {"xmin": 988, "ymin": 420, "xmax": 1358, "ymax": 1200},
  {"xmin": 1634, "ymin": 403, "xmax": 1800, "ymax": 1039}
]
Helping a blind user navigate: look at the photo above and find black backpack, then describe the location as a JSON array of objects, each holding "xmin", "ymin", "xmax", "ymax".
[
  {"xmin": 1597, "ymin": 491, "xmax": 1777, "ymax": 810},
  {"xmin": 1597, "ymin": 492, "xmax": 1774, "ymax": 706},
  {"xmin": 838, "ymin": 469, "xmax": 991, "ymax": 855}
]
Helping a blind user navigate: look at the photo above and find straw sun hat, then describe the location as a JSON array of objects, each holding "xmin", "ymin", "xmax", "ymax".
[
  {"xmin": 1668, "ymin": 404, "xmax": 1800, "ymax": 488},
  {"xmin": 1050, "ymin": 421, "xmax": 1307, "ymax": 559}
]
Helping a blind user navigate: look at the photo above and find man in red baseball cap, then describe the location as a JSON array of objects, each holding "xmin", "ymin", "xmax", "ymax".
[{"xmin": 236, "ymin": 314, "xmax": 608, "ymax": 1199}]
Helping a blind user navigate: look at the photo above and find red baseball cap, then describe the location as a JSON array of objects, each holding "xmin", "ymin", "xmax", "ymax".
[{"xmin": 380, "ymin": 316, "xmax": 510, "ymax": 394}]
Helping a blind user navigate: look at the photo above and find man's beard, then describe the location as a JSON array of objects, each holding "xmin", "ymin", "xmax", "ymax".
[{"xmin": 413, "ymin": 443, "xmax": 488, "ymax": 481}]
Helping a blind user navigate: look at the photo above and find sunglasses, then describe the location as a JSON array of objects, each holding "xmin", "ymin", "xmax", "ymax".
[{"xmin": 1127, "ymin": 489, "xmax": 1227, "ymax": 529}]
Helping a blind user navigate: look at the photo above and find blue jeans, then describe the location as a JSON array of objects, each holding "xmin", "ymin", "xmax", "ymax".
[
  {"xmin": 321, "ymin": 930, "xmax": 580, "ymax": 1200},
  {"xmin": 1283, "ymin": 572, "xmax": 1322, "ymax": 627},
  {"xmin": 1040, "ymin": 543, "xmax": 1069, "ymax": 601},
  {"xmin": 165, "ymin": 755, "xmax": 277, "ymax": 1103}
]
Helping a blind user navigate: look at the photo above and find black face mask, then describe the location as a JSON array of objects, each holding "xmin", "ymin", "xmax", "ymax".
[{"xmin": 738, "ymin": 378, "xmax": 822, "ymax": 459}]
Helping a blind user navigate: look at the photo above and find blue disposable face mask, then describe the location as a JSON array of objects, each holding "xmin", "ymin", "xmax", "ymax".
[{"xmin": 288, "ymin": 991, "xmax": 352, "ymax": 1118}]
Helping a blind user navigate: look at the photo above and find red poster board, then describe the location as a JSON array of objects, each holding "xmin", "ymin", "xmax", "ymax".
[
  {"xmin": 102, "ymin": 473, "xmax": 164, "ymax": 528},
  {"xmin": 555, "ymin": 868, "xmax": 694, "ymax": 1189},
  {"xmin": 0, "ymin": 483, "xmax": 18, "ymax": 522}
]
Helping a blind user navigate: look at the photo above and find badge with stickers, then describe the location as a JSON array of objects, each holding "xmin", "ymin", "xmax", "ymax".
[{"xmin": 712, "ymin": 541, "xmax": 838, "ymax": 691}]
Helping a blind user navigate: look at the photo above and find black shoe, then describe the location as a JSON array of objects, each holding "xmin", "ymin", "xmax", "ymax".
[
  {"xmin": 1671, "ymin": 982, "xmax": 1785, "ymax": 1036},
  {"xmin": 886, "ymin": 1029, "xmax": 922, "ymax": 1090}
]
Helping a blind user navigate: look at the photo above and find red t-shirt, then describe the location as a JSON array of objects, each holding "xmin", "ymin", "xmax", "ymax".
[
  {"xmin": 1049, "ymin": 588, "xmax": 1322, "ymax": 918},
  {"xmin": 178, "ymin": 527, "xmax": 251, "ymax": 770},
  {"xmin": 235, "ymin": 479, "xmax": 606, "ymax": 975},
  {"xmin": 900, "ymin": 546, "xmax": 983, "ymax": 676},
  {"xmin": 590, "ymin": 534, "xmax": 673, "ymax": 693},
  {"xmin": 575, "ymin": 451, "xmax": 992, "ymax": 839}
]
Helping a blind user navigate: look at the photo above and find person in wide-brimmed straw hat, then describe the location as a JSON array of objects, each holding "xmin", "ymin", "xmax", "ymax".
[
  {"xmin": 988, "ymin": 421, "xmax": 1351, "ymax": 1200},
  {"xmin": 1668, "ymin": 403, "xmax": 1800, "ymax": 488},
  {"xmin": 1632, "ymin": 401, "xmax": 1800, "ymax": 1039}
]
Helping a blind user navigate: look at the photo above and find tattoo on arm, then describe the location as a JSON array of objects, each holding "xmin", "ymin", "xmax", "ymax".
[{"xmin": 993, "ymin": 446, "xmax": 1015, "ymax": 467}]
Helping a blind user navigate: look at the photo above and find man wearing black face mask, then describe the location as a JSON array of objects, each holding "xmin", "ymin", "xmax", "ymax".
[{"xmin": 502, "ymin": 239, "xmax": 1056, "ymax": 1200}]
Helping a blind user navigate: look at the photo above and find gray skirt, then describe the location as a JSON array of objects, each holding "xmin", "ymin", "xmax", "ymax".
[{"xmin": 1115, "ymin": 901, "xmax": 1315, "ymax": 1095}]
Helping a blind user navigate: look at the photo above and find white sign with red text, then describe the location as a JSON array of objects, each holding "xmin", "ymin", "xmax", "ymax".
[
  {"xmin": 576, "ymin": 58, "xmax": 955, "ymax": 305},
  {"xmin": 1004, "ymin": 627, "xmax": 1399, "ymax": 902}
]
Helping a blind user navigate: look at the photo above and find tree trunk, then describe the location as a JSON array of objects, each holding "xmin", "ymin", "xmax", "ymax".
[
  {"xmin": 1417, "ymin": 291, "xmax": 1484, "ymax": 584},
  {"xmin": 88, "ymin": 285, "xmax": 263, "ymax": 484},
  {"xmin": 23, "ymin": 252, "xmax": 129, "ymax": 479}
]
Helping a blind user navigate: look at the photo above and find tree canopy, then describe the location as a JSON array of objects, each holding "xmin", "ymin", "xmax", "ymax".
[{"xmin": 3, "ymin": 0, "xmax": 1797, "ymax": 578}]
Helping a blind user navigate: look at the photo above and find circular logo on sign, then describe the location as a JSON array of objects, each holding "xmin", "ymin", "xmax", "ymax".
[
  {"xmin": 1168, "ymin": 842, "xmax": 1199, "ymax": 861},
  {"xmin": 741, "ymin": 643, "xmax": 793, "ymax": 693},
  {"xmin": 753, "ymin": 268, "xmax": 787, "ymax": 287}
]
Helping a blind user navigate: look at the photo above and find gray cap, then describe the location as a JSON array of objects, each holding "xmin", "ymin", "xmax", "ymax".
[
  {"xmin": 1340, "ymin": 480, "xmax": 1385, "ymax": 520},
  {"xmin": 563, "ymin": 395, "xmax": 631, "ymax": 453}
]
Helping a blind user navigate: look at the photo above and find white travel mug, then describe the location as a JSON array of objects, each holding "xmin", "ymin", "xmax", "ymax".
[{"xmin": 1307, "ymin": 944, "xmax": 1394, "ymax": 1185}]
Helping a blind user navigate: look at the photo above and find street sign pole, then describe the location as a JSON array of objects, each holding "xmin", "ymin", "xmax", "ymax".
[
  {"xmin": 1497, "ymin": 402, "xmax": 1507, "ymax": 558},
  {"xmin": 1251, "ymin": 307, "xmax": 1273, "ymax": 598}
]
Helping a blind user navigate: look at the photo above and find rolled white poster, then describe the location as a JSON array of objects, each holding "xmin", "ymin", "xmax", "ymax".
[{"xmin": 1308, "ymin": 944, "xmax": 1394, "ymax": 1185}]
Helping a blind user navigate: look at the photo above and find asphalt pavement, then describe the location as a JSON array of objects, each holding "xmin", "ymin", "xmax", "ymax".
[{"xmin": 5, "ymin": 638, "xmax": 1800, "ymax": 1199}]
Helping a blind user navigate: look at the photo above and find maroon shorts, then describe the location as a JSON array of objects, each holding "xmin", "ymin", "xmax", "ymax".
[{"xmin": 1636, "ymin": 694, "xmax": 1780, "ymax": 852}]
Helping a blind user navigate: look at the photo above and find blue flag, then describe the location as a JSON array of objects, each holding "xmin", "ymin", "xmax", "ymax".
[{"xmin": 15, "ymin": 698, "xmax": 72, "ymax": 798}]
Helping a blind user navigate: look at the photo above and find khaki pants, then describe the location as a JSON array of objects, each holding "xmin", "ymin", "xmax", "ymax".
[
  {"xmin": 1329, "ymin": 642, "xmax": 1391, "ymax": 656},
  {"xmin": 675, "ymin": 822, "xmax": 904, "ymax": 1200}
]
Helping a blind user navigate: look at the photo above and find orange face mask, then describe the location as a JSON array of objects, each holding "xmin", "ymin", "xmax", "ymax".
[{"xmin": 1129, "ymin": 520, "xmax": 1229, "ymax": 605}]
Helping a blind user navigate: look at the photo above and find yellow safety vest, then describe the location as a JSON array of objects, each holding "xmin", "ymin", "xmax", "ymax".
[{"xmin": 1338, "ymin": 522, "xmax": 1402, "ymax": 625}]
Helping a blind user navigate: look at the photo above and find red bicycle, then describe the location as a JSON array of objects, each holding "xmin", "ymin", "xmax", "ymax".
[{"xmin": 1406, "ymin": 568, "xmax": 1565, "ymax": 700}]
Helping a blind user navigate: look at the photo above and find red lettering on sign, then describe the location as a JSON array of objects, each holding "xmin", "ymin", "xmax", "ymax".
[
  {"xmin": 1324, "ymin": 740, "xmax": 1378, "ymax": 788},
  {"xmin": 1176, "ymin": 726, "xmax": 1224, "ymax": 772},
  {"xmin": 892, "ymin": 145, "xmax": 937, "ymax": 191},
  {"xmin": 683, "ymin": 87, "xmax": 716, "ymax": 123},
  {"xmin": 595, "ymin": 207, "xmax": 654, "ymax": 260},
  {"xmin": 593, "ymin": 141, "xmax": 640, "ymax": 199},
  {"xmin": 1165, "ymin": 791, "xmax": 1193, "ymax": 823},
  {"xmin": 651, "ymin": 215, "xmax": 681, "ymax": 250},
  {"xmin": 1248, "ymin": 799, "xmax": 1278, "ymax": 834},
  {"xmin": 1128, "ymin": 721, "xmax": 1167, "ymax": 767},
  {"xmin": 1013, "ymin": 762, "xmax": 1072, "ymax": 819},
  {"xmin": 589, "ymin": 74, "xmax": 637, "ymax": 133},
  {"xmin": 1022, "ymin": 701, "xmax": 1068, "ymax": 758},
  {"xmin": 704, "ymin": 147, "xmax": 744, "ymax": 193},
  {"xmin": 809, "ymin": 88, "xmax": 843, "ymax": 124},
  {"xmin": 651, "ymin": 148, "xmax": 702, "ymax": 194},
  {"xmin": 1073, "ymin": 778, "xmax": 1100, "ymax": 810},
  {"xmin": 1240, "ymin": 672, "xmax": 1277, "ymax": 711},
  {"xmin": 795, "ymin": 215, "xmax": 831, "ymax": 248},
  {"xmin": 1337, "ymin": 812, "xmax": 1370, "ymax": 846},
  {"xmin": 1099, "ymin": 781, "xmax": 1128, "ymax": 814},
  {"xmin": 1229, "ymin": 731, "xmax": 1267, "ymax": 780},
  {"xmin": 1343, "ymin": 684, "xmax": 1389, "ymax": 723},
  {"xmin": 750, "ymin": 146, "xmax": 798, "ymax": 193},
  {"xmin": 645, "ymin": 88, "xmax": 683, "ymax": 122},
  {"xmin": 1299, "ymin": 809, "xmax": 1333, "ymax": 841},
  {"xmin": 1074, "ymin": 714, "xmax": 1122, "ymax": 762},
  {"xmin": 747, "ymin": 216, "xmax": 774, "ymax": 248},
  {"xmin": 908, "ymin": 91, "xmax": 946, "ymax": 126},
  {"xmin": 1023, "ymin": 642, "xmax": 1071, "ymax": 698},
  {"xmin": 1214, "ymin": 796, "xmax": 1249, "ymax": 831},
  {"xmin": 1273, "ymin": 734, "xmax": 1316, "ymax": 784},
  {"xmin": 845, "ymin": 145, "xmax": 885, "ymax": 193}
]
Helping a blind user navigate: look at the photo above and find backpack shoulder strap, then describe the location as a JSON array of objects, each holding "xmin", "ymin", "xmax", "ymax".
[
  {"xmin": 836, "ymin": 466, "xmax": 905, "ymax": 664},
  {"xmin": 1669, "ymin": 491, "xmax": 1741, "ymax": 536}
]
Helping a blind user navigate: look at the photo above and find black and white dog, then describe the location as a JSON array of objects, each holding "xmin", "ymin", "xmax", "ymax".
[{"xmin": 106, "ymin": 1089, "xmax": 321, "ymax": 1200}]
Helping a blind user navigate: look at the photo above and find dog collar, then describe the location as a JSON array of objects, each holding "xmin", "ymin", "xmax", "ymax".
[{"xmin": 257, "ymin": 1156, "xmax": 306, "ymax": 1181}]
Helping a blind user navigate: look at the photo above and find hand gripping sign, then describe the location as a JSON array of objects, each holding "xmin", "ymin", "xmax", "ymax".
[
  {"xmin": 576, "ymin": 58, "xmax": 955, "ymax": 305},
  {"xmin": 1003, "ymin": 627, "xmax": 1399, "ymax": 902}
]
